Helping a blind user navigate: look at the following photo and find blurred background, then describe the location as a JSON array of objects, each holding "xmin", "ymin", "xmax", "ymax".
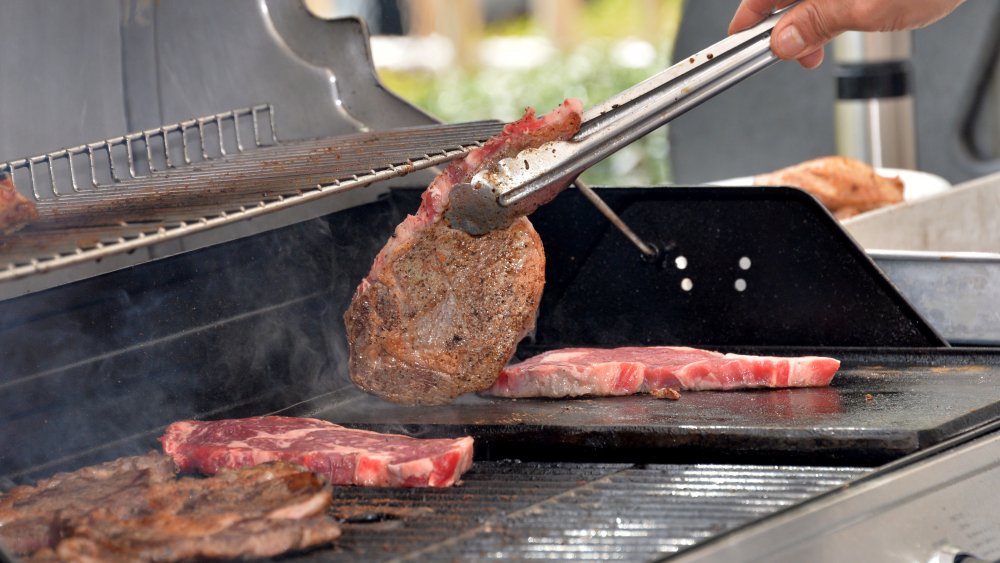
[
  {"xmin": 304, "ymin": 0, "xmax": 683, "ymax": 186},
  {"xmin": 301, "ymin": 0, "xmax": 1000, "ymax": 188}
]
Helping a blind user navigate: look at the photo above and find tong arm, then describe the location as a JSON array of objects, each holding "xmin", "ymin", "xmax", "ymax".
[{"xmin": 446, "ymin": 5, "xmax": 795, "ymax": 235}]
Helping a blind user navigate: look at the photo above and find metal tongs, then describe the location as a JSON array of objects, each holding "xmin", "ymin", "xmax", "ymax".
[{"xmin": 445, "ymin": 4, "xmax": 796, "ymax": 243}]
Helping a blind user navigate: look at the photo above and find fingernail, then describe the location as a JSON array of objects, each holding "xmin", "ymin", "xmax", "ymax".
[{"xmin": 774, "ymin": 25, "xmax": 807, "ymax": 58}]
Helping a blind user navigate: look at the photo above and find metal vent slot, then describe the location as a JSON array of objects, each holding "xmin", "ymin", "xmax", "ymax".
[{"xmin": 0, "ymin": 108, "xmax": 504, "ymax": 299}]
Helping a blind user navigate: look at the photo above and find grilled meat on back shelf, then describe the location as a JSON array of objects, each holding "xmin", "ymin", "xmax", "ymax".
[
  {"xmin": 754, "ymin": 156, "xmax": 904, "ymax": 219},
  {"xmin": 0, "ymin": 174, "xmax": 39, "ymax": 235}
]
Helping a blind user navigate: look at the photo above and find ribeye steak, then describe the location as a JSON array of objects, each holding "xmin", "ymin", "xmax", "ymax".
[
  {"xmin": 486, "ymin": 346, "xmax": 841, "ymax": 398},
  {"xmin": 345, "ymin": 100, "xmax": 583, "ymax": 404},
  {"xmin": 161, "ymin": 416, "xmax": 474, "ymax": 487}
]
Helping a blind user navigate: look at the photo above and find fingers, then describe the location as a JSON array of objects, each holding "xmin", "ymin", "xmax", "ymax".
[
  {"xmin": 728, "ymin": 0, "xmax": 798, "ymax": 34},
  {"xmin": 731, "ymin": 0, "xmax": 964, "ymax": 69},
  {"xmin": 729, "ymin": 0, "xmax": 838, "ymax": 67},
  {"xmin": 797, "ymin": 48, "xmax": 825, "ymax": 69},
  {"xmin": 770, "ymin": 0, "xmax": 852, "ymax": 61}
]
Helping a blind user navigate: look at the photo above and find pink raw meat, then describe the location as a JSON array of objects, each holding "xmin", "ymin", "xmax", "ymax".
[
  {"xmin": 161, "ymin": 416, "xmax": 473, "ymax": 488},
  {"xmin": 486, "ymin": 346, "xmax": 840, "ymax": 398}
]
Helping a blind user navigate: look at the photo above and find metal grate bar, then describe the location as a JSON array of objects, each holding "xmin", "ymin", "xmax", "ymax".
[
  {"xmin": 0, "ymin": 105, "xmax": 277, "ymax": 201},
  {"xmin": 0, "ymin": 113, "xmax": 504, "ymax": 292},
  {"xmin": 284, "ymin": 462, "xmax": 866, "ymax": 563}
]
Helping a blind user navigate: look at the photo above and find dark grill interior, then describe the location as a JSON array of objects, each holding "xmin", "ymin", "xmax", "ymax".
[
  {"xmin": 289, "ymin": 462, "xmax": 866, "ymax": 562},
  {"xmin": 0, "ymin": 186, "xmax": 993, "ymax": 561}
]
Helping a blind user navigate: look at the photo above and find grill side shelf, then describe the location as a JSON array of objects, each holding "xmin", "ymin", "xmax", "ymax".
[{"xmin": 0, "ymin": 112, "xmax": 503, "ymax": 301}]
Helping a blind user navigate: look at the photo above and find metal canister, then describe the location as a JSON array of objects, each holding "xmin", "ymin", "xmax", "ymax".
[{"xmin": 833, "ymin": 31, "xmax": 917, "ymax": 169}]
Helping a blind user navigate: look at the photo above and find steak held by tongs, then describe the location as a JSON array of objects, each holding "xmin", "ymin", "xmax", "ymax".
[{"xmin": 346, "ymin": 7, "xmax": 796, "ymax": 405}]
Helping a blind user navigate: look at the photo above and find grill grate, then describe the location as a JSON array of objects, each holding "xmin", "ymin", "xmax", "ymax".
[
  {"xmin": 0, "ymin": 109, "xmax": 502, "ymax": 299},
  {"xmin": 2, "ymin": 105, "xmax": 279, "ymax": 201},
  {"xmin": 287, "ymin": 462, "xmax": 866, "ymax": 562}
]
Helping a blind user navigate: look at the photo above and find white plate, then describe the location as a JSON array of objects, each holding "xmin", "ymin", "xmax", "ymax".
[{"xmin": 709, "ymin": 167, "xmax": 951, "ymax": 202}]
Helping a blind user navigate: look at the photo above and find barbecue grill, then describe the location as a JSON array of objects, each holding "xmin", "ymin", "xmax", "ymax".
[{"xmin": 3, "ymin": 2, "xmax": 1000, "ymax": 561}]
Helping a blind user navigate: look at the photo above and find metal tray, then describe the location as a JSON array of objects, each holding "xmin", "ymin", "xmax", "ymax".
[
  {"xmin": 842, "ymin": 171, "xmax": 1000, "ymax": 344},
  {"xmin": 871, "ymin": 250, "xmax": 1000, "ymax": 345}
]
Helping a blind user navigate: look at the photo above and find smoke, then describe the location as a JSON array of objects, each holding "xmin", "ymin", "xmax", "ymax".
[{"xmin": 0, "ymin": 211, "xmax": 372, "ymax": 484}]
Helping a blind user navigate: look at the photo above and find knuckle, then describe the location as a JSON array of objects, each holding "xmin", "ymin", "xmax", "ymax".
[{"xmin": 796, "ymin": 1, "xmax": 838, "ymax": 43}]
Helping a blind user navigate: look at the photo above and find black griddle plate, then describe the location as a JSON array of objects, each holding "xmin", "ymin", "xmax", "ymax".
[{"xmin": 281, "ymin": 349, "xmax": 1000, "ymax": 466}]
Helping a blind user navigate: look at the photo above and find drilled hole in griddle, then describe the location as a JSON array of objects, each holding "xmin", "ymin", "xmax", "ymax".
[{"xmin": 640, "ymin": 243, "xmax": 661, "ymax": 264}]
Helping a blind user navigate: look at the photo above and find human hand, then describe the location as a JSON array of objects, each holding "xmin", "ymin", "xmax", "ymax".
[{"xmin": 729, "ymin": 0, "xmax": 966, "ymax": 69}]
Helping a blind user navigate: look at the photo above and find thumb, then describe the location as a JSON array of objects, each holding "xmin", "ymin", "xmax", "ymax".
[{"xmin": 771, "ymin": 0, "xmax": 849, "ymax": 60}]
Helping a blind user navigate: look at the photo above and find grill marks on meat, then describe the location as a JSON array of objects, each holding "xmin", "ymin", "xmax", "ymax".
[
  {"xmin": 486, "ymin": 346, "xmax": 840, "ymax": 398},
  {"xmin": 0, "ymin": 453, "xmax": 174, "ymax": 556},
  {"xmin": 754, "ymin": 156, "xmax": 904, "ymax": 219},
  {"xmin": 0, "ymin": 174, "xmax": 39, "ymax": 235},
  {"xmin": 345, "ymin": 100, "xmax": 584, "ymax": 405},
  {"xmin": 0, "ymin": 454, "xmax": 340, "ymax": 561},
  {"xmin": 51, "ymin": 462, "xmax": 340, "ymax": 562},
  {"xmin": 161, "ymin": 416, "xmax": 474, "ymax": 488}
]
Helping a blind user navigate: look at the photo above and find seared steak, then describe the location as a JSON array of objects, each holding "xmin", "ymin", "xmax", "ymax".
[
  {"xmin": 50, "ymin": 462, "xmax": 340, "ymax": 562},
  {"xmin": 0, "ymin": 173, "xmax": 39, "ymax": 235},
  {"xmin": 345, "ymin": 100, "xmax": 584, "ymax": 405},
  {"xmin": 0, "ymin": 453, "xmax": 174, "ymax": 556},
  {"xmin": 161, "ymin": 416, "xmax": 474, "ymax": 487},
  {"xmin": 486, "ymin": 346, "xmax": 841, "ymax": 398}
]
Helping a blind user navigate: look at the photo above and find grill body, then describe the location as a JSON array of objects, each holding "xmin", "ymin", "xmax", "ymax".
[{"xmin": 3, "ymin": 2, "xmax": 1000, "ymax": 561}]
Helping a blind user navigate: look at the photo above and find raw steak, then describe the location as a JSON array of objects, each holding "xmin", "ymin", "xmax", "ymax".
[
  {"xmin": 486, "ymin": 346, "xmax": 840, "ymax": 398},
  {"xmin": 0, "ymin": 173, "xmax": 38, "ymax": 235},
  {"xmin": 161, "ymin": 416, "xmax": 474, "ymax": 488},
  {"xmin": 51, "ymin": 462, "xmax": 341, "ymax": 562},
  {"xmin": 0, "ymin": 452, "xmax": 175, "ymax": 556},
  {"xmin": 345, "ymin": 99, "xmax": 584, "ymax": 405}
]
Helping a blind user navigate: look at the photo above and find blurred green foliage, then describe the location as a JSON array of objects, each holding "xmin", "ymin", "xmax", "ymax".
[{"xmin": 379, "ymin": 0, "xmax": 683, "ymax": 186}]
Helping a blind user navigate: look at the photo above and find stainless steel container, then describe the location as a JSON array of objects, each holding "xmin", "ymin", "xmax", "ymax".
[{"xmin": 833, "ymin": 31, "xmax": 917, "ymax": 169}]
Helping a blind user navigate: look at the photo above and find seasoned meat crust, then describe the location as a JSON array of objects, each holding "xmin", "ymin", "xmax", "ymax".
[
  {"xmin": 0, "ymin": 453, "xmax": 175, "ymax": 556},
  {"xmin": 0, "ymin": 174, "xmax": 39, "ymax": 235},
  {"xmin": 52, "ymin": 462, "xmax": 340, "ymax": 562},
  {"xmin": 754, "ymin": 155, "xmax": 904, "ymax": 219},
  {"xmin": 346, "ymin": 217, "xmax": 546, "ymax": 404},
  {"xmin": 1, "ymin": 455, "xmax": 340, "ymax": 562},
  {"xmin": 345, "ymin": 100, "xmax": 583, "ymax": 405}
]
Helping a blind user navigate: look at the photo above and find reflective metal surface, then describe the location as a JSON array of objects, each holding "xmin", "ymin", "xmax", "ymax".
[
  {"xmin": 285, "ymin": 462, "xmax": 866, "ymax": 562},
  {"xmin": 674, "ymin": 429, "xmax": 1000, "ymax": 563},
  {"xmin": 0, "ymin": 119, "xmax": 502, "ymax": 301}
]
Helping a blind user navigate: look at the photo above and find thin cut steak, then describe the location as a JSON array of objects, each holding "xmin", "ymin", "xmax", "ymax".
[
  {"xmin": 486, "ymin": 346, "xmax": 840, "ymax": 398},
  {"xmin": 345, "ymin": 100, "xmax": 584, "ymax": 405},
  {"xmin": 161, "ymin": 416, "xmax": 474, "ymax": 488},
  {"xmin": 51, "ymin": 462, "xmax": 341, "ymax": 562},
  {"xmin": 0, "ymin": 453, "xmax": 175, "ymax": 556}
]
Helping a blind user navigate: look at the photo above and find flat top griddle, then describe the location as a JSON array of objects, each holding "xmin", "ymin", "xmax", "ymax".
[
  {"xmin": 286, "ymin": 186, "xmax": 995, "ymax": 466},
  {"xmin": 283, "ymin": 350, "xmax": 1000, "ymax": 466}
]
